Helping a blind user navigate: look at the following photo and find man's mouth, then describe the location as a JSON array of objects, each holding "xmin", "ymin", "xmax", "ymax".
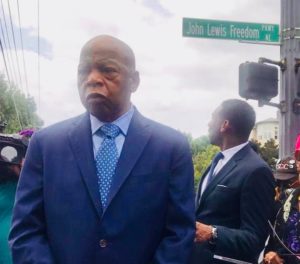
[{"xmin": 86, "ymin": 93, "xmax": 106, "ymax": 101}]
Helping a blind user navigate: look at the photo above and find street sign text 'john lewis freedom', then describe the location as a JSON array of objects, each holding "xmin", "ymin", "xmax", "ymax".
[{"xmin": 182, "ymin": 18, "xmax": 280, "ymax": 43}]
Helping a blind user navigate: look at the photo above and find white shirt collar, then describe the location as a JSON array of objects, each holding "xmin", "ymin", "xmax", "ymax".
[{"xmin": 221, "ymin": 141, "xmax": 249, "ymax": 163}]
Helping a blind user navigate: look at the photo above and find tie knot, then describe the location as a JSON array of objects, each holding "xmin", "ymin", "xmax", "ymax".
[
  {"xmin": 213, "ymin": 152, "xmax": 224, "ymax": 163},
  {"xmin": 99, "ymin": 124, "xmax": 120, "ymax": 139}
]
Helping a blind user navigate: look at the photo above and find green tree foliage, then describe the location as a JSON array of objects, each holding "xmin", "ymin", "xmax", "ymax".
[
  {"xmin": 250, "ymin": 139, "xmax": 278, "ymax": 170},
  {"xmin": 193, "ymin": 144, "xmax": 220, "ymax": 188},
  {"xmin": 184, "ymin": 133, "xmax": 219, "ymax": 188},
  {"xmin": 0, "ymin": 74, "xmax": 43, "ymax": 133},
  {"xmin": 190, "ymin": 136, "xmax": 210, "ymax": 156},
  {"xmin": 260, "ymin": 138, "xmax": 279, "ymax": 170}
]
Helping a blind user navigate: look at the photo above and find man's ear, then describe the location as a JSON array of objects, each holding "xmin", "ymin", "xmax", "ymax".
[
  {"xmin": 129, "ymin": 71, "xmax": 140, "ymax": 93},
  {"xmin": 220, "ymin": 120, "xmax": 230, "ymax": 133}
]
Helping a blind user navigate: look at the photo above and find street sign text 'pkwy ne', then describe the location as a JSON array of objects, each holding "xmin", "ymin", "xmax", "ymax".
[{"xmin": 182, "ymin": 18, "xmax": 280, "ymax": 43}]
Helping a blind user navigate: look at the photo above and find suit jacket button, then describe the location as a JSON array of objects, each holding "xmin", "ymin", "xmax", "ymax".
[{"xmin": 99, "ymin": 239, "xmax": 107, "ymax": 248}]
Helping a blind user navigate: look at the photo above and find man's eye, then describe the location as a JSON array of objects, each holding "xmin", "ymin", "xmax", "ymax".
[
  {"xmin": 102, "ymin": 67, "xmax": 117, "ymax": 73},
  {"xmin": 101, "ymin": 67, "xmax": 119, "ymax": 79}
]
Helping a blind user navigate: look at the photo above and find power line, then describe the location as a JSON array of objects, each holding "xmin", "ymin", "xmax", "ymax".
[
  {"xmin": 0, "ymin": 0, "xmax": 18, "ymax": 87},
  {"xmin": 16, "ymin": 0, "xmax": 29, "ymax": 96},
  {"xmin": 8, "ymin": 0, "xmax": 30, "ymax": 128},
  {"xmin": 0, "ymin": 38, "xmax": 11, "ymax": 84},
  {"xmin": 0, "ymin": 38, "xmax": 23, "ymax": 130},
  {"xmin": 0, "ymin": 18, "xmax": 13, "ymax": 83},
  {"xmin": 6, "ymin": 0, "xmax": 23, "ymax": 92}
]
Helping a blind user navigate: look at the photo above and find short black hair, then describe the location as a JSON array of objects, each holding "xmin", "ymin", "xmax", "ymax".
[{"xmin": 219, "ymin": 99, "xmax": 256, "ymax": 140}]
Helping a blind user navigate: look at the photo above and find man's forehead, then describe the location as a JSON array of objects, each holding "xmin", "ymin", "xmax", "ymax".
[
  {"xmin": 80, "ymin": 50, "xmax": 124, "ymax": 63},
  {"xmin": 84, "ymin": 35, "xmax": 129, "ymax": 50},
  {"xmin": 79, "ymin": 36, "xmax": 135, "ymax": 69},
  {"xmin": 78, "ymin": 53, "xmax": 133, "ymax": 74},
  {"xmin": 80, "ymin": 45, "xmax": 124, "ymax": 61},
  {"xmin": 78, "ymin": 58, "xmax": 126, "ymax": 71}
]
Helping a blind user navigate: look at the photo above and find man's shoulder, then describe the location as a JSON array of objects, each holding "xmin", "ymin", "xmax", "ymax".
[
  {"xmin": 137, "ymin": 113, "xmax": 187, "ymax": 144},
  {"xmin": 237, "ymin": 146, "xmax": 274, "ymax": 183},
  {"xmin": 34, "ymin": 113, "xmax": 87, "ymax": 140},
  {"xmin": 238, "ymin": 145, "xmax": 268, "ymax": 166},
  {"xmin": 235, "ymin": 145, "xmax": 273, "ymax": 176}
]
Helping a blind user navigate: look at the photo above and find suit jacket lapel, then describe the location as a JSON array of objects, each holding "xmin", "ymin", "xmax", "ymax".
[
  {"xmin": 68, "ymin": 113, "xmax": 103, "ymax": 219},
  {"xmin": 201, "ymin": 160, "xmax": 237, "ymax": 202},
  {"xmin": 197, "ymin": 144, "xmax": 251, "ymax": 210},
  {"xmin": 104, "ymin": 110, "xmax": 151, "ymax": 213},
  {"xmin": 195, "ymin": 166, "xmax": 210, "ymax": 208}
]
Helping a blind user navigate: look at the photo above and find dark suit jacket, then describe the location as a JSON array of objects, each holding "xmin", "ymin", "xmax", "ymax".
[
  {"xmin": 9, "ymin": 110, "xmax": 195, "ymax": 264},
  {"xmin": 191, "ymin": 144, "xmax": 275, "ymax": 264}
]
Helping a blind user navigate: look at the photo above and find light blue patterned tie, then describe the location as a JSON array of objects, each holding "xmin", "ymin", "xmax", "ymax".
[{"xmin": 95, "ymin": 124, "xmax": 120, "ymax": 208}]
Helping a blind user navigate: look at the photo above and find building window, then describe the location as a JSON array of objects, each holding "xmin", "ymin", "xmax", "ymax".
[{"xmin": 274, "ymin": 126, "xmax": 278, "ymax": 140}]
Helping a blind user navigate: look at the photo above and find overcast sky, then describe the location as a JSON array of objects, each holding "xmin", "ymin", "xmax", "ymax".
[{"xmin": 0, "ymin": 0, "xmax": 281, "ymax": 137}]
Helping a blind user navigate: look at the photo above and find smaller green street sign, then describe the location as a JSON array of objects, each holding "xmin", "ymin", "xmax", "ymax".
[{"xmin": 182, "ymin": 18, "xmax": 280, "ymax": 43}]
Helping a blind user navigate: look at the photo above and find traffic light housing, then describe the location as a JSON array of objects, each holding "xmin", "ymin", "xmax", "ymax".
[{"xmin": 239, "ymin": 62, "xmax": 278, "ymax": 101}]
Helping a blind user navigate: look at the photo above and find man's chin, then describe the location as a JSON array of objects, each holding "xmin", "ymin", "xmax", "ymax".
[{"xmin": 88, "ymin": 105, "xmax": 115, "ymax": 122}]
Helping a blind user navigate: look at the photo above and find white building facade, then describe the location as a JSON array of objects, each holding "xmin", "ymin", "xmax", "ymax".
[{"xmin": 250, "ymin": 118, "xmax": 279, "ymax": 146}]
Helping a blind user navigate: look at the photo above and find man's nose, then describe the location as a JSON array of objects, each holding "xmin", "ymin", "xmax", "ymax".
[{"xmin": 84, "ymin": 69, "xmax": 104, "ymax": 87}]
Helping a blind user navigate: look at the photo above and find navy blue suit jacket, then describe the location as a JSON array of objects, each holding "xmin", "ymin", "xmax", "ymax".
[
  {"xmin": 191, "ymin": 144, "xmax": 275, "ymax": 264},
  {"xmin": 9, "ymin": 110, "xmax": 195, "ymax": 264}
]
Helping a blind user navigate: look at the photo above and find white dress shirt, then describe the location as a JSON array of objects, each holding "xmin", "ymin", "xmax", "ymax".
[
  {"xmin": 200, "ymin": 141, "xmax": 249, "ymax": 195},
  {"xmin": 90, "ymin": 105, "xmax": 134, "ymax": 158}
]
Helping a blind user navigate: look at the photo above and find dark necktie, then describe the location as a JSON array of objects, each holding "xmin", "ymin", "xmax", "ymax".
[
  {"xmin": 95, "ymin": 124, "xmax": 120, "ymax": 208},
  {"xmin": 206, "ymin": 152, "xmax": 224, "ymax": 185}
]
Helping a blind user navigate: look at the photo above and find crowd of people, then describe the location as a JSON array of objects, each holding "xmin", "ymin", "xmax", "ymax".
[
  {"xmin": 263, "ymin": 155, "xmax": 300, "ymax": 264},
  {"xmin": 0, "ymin": 35, "xmax": 299, "ymax": 264}
]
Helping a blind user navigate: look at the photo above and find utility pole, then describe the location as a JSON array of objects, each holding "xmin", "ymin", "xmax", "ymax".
[{"xmin": 279, "ymin": 0, "xmax": 300, "ymax": 157}]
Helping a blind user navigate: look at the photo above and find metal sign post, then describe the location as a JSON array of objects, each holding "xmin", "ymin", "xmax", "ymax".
[{"xmin": 279, "ymin": 0, "xmax": 300, "ymax": 157}]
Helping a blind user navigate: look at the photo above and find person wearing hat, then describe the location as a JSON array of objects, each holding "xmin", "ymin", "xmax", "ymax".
[
  {"xmin": 0, "ymin": 160, "xmax": 20, "ymax": 264},
  {"xmin": 263, "ymin": 156, "xmax": 300, "ymax": 264},
  {"xmin": 0, "ymin": 130, "xmax": 32, "ymax": 264}
]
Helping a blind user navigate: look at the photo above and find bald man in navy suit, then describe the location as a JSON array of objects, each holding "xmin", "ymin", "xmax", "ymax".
[{"xmin": 9, "ymin": 35, "xmax": 195, "ymax": 264}]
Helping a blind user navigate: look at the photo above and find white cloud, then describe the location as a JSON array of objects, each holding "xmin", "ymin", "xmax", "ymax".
[{"xmin": 0, "ymin": 0, "xmax": 281, "ymax": 137}]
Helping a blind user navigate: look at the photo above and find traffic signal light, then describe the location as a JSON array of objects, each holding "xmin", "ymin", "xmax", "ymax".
[{"xmin": 239, "ymin": 62, "xmax": 278, "ymax": 101}]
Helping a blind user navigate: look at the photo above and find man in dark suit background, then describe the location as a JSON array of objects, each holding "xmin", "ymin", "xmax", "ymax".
[
  {"xmin": 190, "ymin": 99, "xmax": 275, "ymax": 264},
  {"xmin": 9, "ymin": 35, "xmax": 195, "ymax": 264}
]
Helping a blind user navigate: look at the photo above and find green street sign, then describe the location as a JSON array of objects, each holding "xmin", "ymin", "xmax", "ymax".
[{"xmin": 182, "ymin": 18, "xmax": 280, "ymax": 43}]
